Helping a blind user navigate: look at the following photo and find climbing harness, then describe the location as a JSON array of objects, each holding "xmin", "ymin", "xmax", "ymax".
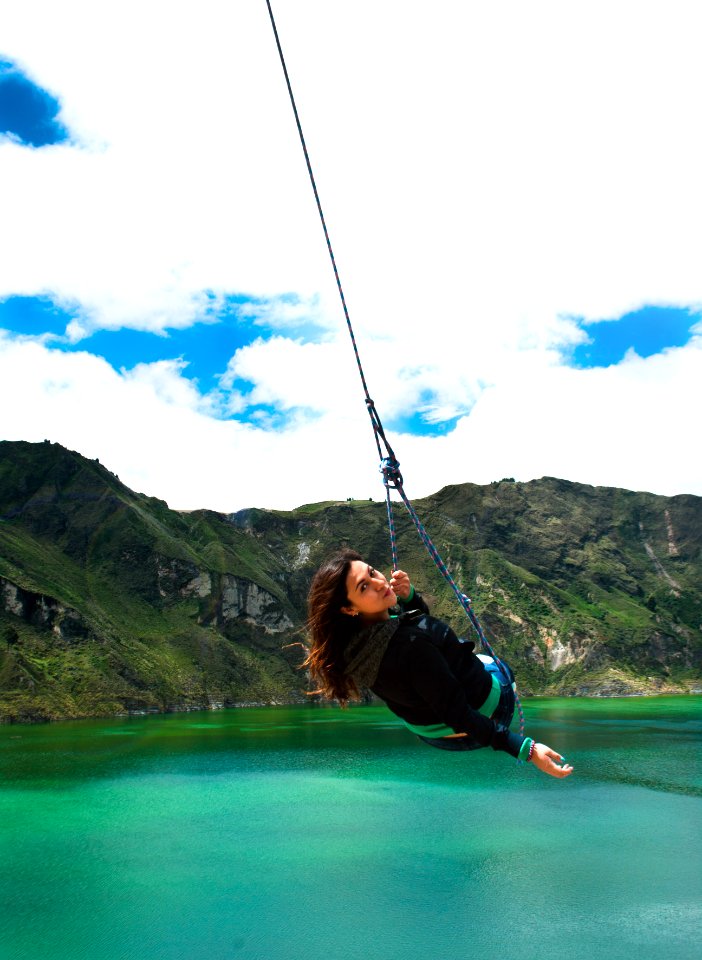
[{"xmin": 264, "ymin": 0, "xmax": 524, "ymax": 736}]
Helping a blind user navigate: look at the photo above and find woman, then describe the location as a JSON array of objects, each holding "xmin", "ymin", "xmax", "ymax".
[{"xmin": 305, "ymin": 549, "xmax": 574, "ymax": 779}]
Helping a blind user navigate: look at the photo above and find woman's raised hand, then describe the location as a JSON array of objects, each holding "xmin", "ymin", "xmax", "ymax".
[
  {"xmin": 389, "ymin": 569, "xmax": 412, "ymax": 600},
  {"xmin": 531, "ymin": 743, "xmax": 574, "ymax": 778}
]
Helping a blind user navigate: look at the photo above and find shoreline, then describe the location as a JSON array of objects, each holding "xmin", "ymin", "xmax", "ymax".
[{"xmin": 2, "ymin": 684, "xmax": 700, "ymax": 726}]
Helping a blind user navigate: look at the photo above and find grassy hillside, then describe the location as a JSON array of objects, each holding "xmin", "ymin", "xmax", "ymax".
[{"xmin": 1, "ymin": 441, "xmax": 700, "ymax": 722}]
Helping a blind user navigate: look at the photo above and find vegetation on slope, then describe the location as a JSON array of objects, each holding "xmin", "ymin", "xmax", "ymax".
[{"xmin": 1, "ymin": 441, "xmax": 700, "ymax": 722}]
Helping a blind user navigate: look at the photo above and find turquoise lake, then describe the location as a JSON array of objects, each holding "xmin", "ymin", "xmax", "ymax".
[{"xmin": 1, "ymin": 697, "xmax": 700, "ymax": 960}]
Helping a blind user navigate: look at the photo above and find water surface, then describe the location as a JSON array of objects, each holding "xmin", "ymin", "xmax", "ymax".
[{"xmin": 1, "ymin": 697, "xmax": 700, "ymax": 960}]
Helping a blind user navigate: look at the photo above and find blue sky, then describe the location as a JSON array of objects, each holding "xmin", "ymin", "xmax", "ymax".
[
  {"xmin": 571, "ymin": 306, "xmax": 699, "ymax": 368},
  {"xmin": 1, "ymin": 1, "xmax": 701, "ymax": 510},
  {"xmin": 1, "ymin": 293, "xmax": 697, "ymax": 431},
  {"xmin": 0, "ymin": 59, "xmax": 68, "ymax": 146},
  {"xmin": 0, "ymin": 294, "xmax": 261, "ymax": 392}
]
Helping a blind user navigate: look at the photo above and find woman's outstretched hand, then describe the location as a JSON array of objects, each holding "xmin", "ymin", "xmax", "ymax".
[
  {"xmin": 389, "ymin": 569, "xmax": 412, "ymax": 600},
  {"xmin": 531, "ymin": 743, "xmax": 574, "ymax": 778}
]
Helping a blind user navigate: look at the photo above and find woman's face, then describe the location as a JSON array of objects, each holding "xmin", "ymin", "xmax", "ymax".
[{"xmin": 341, "ymin": 560, "xmax": 396, "ymax": 622}]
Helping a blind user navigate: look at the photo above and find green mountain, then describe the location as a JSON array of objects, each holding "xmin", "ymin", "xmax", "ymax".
[{"xmin": 1, "ymin": 440, "xmax": 700, "ymax": 722}]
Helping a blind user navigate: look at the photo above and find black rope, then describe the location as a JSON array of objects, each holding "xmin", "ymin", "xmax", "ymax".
[{"xmin": 263, "ymin": 0, "xmax": 398, "ymax": 468}]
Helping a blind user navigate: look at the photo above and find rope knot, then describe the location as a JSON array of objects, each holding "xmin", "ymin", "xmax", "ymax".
[{"xmin": 380, "ymin": 456, "xmax": 403, "ymax": 488}]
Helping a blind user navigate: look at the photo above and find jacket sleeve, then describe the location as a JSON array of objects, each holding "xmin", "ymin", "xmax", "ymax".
[
  {"xmin": 396, "ymin": 586, "xmax": 430, "ymax": 616},
  {"xmin": 405, "ymin": 634, "xmax": 525, "ymax": 758}
]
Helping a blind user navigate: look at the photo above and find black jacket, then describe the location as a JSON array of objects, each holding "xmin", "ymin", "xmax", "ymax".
[{"xmin": 370, "ymin": 592, "xmax": 525, "ymax": 758}]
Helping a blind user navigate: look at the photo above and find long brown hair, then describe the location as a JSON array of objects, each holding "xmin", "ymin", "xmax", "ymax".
[{"xmin": 303, "ymin": 549, "xmax": 363, "ymax": 705}]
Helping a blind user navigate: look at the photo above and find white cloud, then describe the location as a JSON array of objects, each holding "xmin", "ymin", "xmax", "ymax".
[
  {"xmin": 1, "ymin": 333, "xmax": 699, "ymax": 514},
  {"xmin": 431, "ymin": 338, "xmax": 702, "ymax": 498},
  {"xmin": 1, "ymin": 1, "xmax": 701, "ymax": 506}
]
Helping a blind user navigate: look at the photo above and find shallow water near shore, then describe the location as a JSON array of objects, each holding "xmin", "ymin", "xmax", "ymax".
[{"xmin": 2, "ymin": 696, "xmax": 701, "ymax": 960}]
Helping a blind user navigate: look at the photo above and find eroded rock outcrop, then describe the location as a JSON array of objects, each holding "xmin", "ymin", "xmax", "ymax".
[
  {"xmin": 201, "ymin": 575, "xmax": 294, "ymax": 633},
  {"xmin": 1, "ymin": 576, "xmax": 92, "ymax": 642}
]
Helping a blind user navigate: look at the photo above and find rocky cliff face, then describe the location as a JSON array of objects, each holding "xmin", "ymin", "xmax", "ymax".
[
  {"xmin": 201, "ymin": 574, "xmax": 294, "ymax": 633},
  {"xmin": 1, "ymin": 577, "xmax": 93, "ymax": 642},
  {"xmin": 0, "ymin": 441, "xmax": 700, "ymax": 722}
]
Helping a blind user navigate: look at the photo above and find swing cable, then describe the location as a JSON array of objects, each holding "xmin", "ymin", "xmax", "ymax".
[
  {"xmin": 263, "ymin": 0, "xmax": 396, "ymax": 473},
  {"xmin": 264, "ymin": 0, "xmax": 524, "ymax": 736}
]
